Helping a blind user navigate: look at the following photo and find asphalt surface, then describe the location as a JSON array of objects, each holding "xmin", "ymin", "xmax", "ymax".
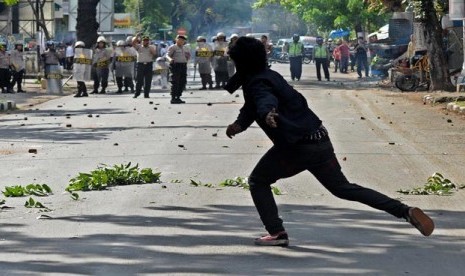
[{"xmin": 1, "ymin": 63, "xmax": 465, "ymax": 275}]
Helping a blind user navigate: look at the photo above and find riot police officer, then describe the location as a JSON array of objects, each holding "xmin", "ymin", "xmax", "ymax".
[
  {"xmin": 0, "ymin": 42, "xmax": 12, "ymax": 93},
  {"xmin": 167, "ymin": 35, "xmax": 190, "ymax": 103},
  {"xmin": 113, "ymin": 40, "xmax": 137, "ymax": 93},
  {"xmin": 91, "ymin": 36, "xmax": 112, "ymax": 94},
  {"xmin": 42, "ymin": 41, "xmax": 60, "ymax": 77},
  {"xmin": 10, "ymin": 41, "xmax": 26, "ymax": 93},
  {"xmin": 73, "ymin": 41, "xmax": 91, "ymax": 97},
  {"xmin": 195, "ymin": 36, "xmax": 213, "ymax": 90}
]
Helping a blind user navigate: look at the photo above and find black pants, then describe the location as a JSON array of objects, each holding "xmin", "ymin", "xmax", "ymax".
[
  {"xmin": 116, "ymin": 76, "xmax": 134, "ymax": 92},
  {"xmin": 289, "ymin": 56, "xmax": 302, "ymax": 80},
  {"xmin": 0, "ymin": 68, "xmax": 11, "ymax": 92},
  {"xmin": 136, "ymin": 62, "xmax": 153, "ymax": 97},
  {"xmin": 77, "ymin": 81, "xmax": 87, "ymax": 95},
  {"xmin": 12, "ymin": 69, "xmax": 25, "ymax": 92},
  {"xmin": 92, "ymin": 67, "xmax": 109, "ymax": 92},
  {"xmin": 200, "ymin": 73, "xmax": 213, "ymax": 88},
  {"xmin": 315, "ymin": 58, "xmax": 330, "ymax": 80},
  {"xmin": 170, "ymin": 63, "xmax": 187, "ymax": 99},
  {"xmin": 248, "ymin": 136, "xmax": 409, "ymax": 235}
]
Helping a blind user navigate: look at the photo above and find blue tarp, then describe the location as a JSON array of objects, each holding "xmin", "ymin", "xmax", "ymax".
[{"xmin": 329, "ymin": 29, "xmax": 350, "ymax": 39}]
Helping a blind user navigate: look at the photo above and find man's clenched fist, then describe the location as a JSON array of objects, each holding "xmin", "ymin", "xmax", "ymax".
[
  {"xmin": 226, "ymin": 123, "xmax": 242, "ymax": 138},
  {"xmin": 265, "ymin": 108, "xmax": 279, "ymax": 128}
]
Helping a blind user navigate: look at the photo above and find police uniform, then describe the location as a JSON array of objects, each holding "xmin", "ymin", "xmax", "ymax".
[
  {"xmin": 313, "ymin": 38, "xmax": 330, "ymax": 81},
  {"xmin": 91, "ymin": 36, "xmax": 112, "ymax": 94},
  {"xmin": 42, "ymin": 43, "xmax": 60, "ymax": 78},
  {"xmin": 73, "ymin": 41, "xmax": 92, "ymax": 97},
  {"xmin": 167, "ymin": 35, "xmax": 190, "ymax": 103},
  {"xmin": 0, "ymin": 44, "xmax": 12, "ymax": 93},
  {"xmin": 287, "ymin": 35, "xmax": 304, "ymax": 81},
  {"xmin": 133, "ymin": 35, "xmax": 157, "ymax": 98},
  {"xmin": 195, "ymin": 36, "xmax": 213, "ymax": 90},
  {"xmin": 213, "ymin": 32, "xmax": 229, "ymax": 88},
  {"xmin": 113, "ymin": 40, "xmax": 137, "ymax": 93},
  {"xmin": 10, "ymin": 42, "xmax": 26, "ymax": 93}
]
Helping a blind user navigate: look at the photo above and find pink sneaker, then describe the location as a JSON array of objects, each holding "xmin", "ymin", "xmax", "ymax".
[{"xmin": 254, "ymin": 231, "xmax": 289, "ymax": 246}]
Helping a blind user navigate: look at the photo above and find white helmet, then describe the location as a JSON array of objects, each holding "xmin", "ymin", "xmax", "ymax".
[
  {"xmin": 75, "ymin": 41, "xmax": 85, "ymax": 47},
  {"xmin": 216, "ymin": 32, "xmax": 226, "ymax": 38},
  {"xmin": 126, "ymin": 36, "xmax": 133, "ymax": 45},
  {"xmin": 196, "ymin": 36, "xmax": 206, "ymax": 42},
  {"xmin": 229, "ymin": 34, "xmax": 239, "ymax": 40},
  {"xmin": 15, "ymin": 40, "xmax": 24, "ymax": 45},
  {"xmin": 97, "ymin": 36, "xmax": 106, "ymax": 43},
  {"xmin": 116, "ymin": 40, "xmax": 126, "ymax": 47}
]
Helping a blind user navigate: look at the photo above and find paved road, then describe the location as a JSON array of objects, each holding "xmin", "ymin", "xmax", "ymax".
[{"xmin": 1, "ymin": 63, "xmax": 465, "ymax": 275}]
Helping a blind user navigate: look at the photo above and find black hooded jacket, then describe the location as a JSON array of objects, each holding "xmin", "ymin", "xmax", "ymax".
[{"xmin": 225, "ymin": 69, "xmax": 322, "ymax": 145}]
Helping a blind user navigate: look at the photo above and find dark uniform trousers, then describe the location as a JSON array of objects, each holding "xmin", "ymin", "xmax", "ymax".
[
  {"xmin": 92, "ymin": 67, "xmax": 109, "ymax": 92},
  {"xmin": 135, "ymin": 62, "xmax": 153, "ymax": 97},
  {"xmin": 12, "ymin": 69, "xmax": 25, "ymax": 92},
  {"xmin": 0, "ymin": 68, "xmax": 11, "ymax": 92},
  {"xmin": 116, "ymin": 77, "xmax": 134, "ymax": 92},
  {"xmin": 77, "ymin": 81, "xmax": 87, "ymax": 95},
  {"xmin": 170, "ymin": 62, "xmax": 187, "ymax": 99},
  {"xmin": 315, "ymin": 58, "xmax": 330, "ymax": 81}
]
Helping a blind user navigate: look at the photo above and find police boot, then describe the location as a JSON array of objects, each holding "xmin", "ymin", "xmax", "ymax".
[{"xmin": 99, "ymin": 88, "xmax": 106, "ymax": 94}]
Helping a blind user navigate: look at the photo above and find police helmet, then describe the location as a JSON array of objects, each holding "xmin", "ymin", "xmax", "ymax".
[
  {"xmin": 216, "ymin": 32, "xmax": 226, "ymax": 38},
  {"xmin": 292, "ymin": 34, "xmax": 300, "ymax": 41},
  {"xmin": 316, "ymin": 36, "xmax": 324, "ymax": 44},
  {"xmin": 97, "ymin": 36, "xmax": 106, "ymax": 43},
  {"xmin": 46, "ymin": 40, "xmax": 55, "ymax": 47},
  {"xmin": 196, "ymin": 36, "xmax": 206, "ymax": 42},
  {"xmin": 15, "ymin": 40, "xmax": 24, "ymax": 46},
  {"xmin": 116, "ymin": 40, "xmax": 126, "ymax": 47},
  {"xmin": 230, "ymin": 33, "xmax": 239, "ymax": 40},
  {"xmin": 211, "ymin": 36, "xmax": 217, "ymax": 42},
  {"xmin": 75, "ymin": 41, "xmax": 85, "ymax": 48},
  {"xmin": 126, "ymin": 36, "xmax": 133, "ymax": 45},
  {"xmin": 142, "ymin": 35, "xmax": 150, "ymax": 41}
]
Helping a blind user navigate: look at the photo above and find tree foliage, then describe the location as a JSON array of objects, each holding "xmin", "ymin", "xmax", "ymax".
[
  {"xmin": 123, "ymin": 0, "xmax": 253, "ymax": 40},
  {"xmin": 253, "ymin": 0, "xmax": 389, "ymax": 36}
]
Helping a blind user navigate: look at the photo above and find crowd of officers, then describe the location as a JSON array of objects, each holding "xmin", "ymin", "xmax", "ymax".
[{"xmin": 1, "ymin": 31, "xmax": 271, "ymax": 103}]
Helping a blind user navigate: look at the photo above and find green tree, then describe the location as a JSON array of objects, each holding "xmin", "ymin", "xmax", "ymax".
[{"xmin": 253, "ymin": 0, "xmax": 389, "ymax": 36}]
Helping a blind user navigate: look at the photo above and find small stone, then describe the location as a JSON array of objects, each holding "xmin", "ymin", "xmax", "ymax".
[
  {"xmin": 212, "ymin": 133, "xmax": 218, "ymax": 137},
  {"xmin": 113, "ymin": 143, "xmax": 119, "ymax": 146},
  {"xmin": 57, "ymin": 105, "xmax": 63, "ymax": 108},
  {"xmin": 447, "ymin": 119, "xmax": 452, "ymax": 123},
  {"xmin": 87, "ymin": 114, "xmax": 93, "ymax": 118},
  {"xmin": 151, "ymin": 121, "xmax": 155, "ymax": 124},
  {"xmin": 96, "ymin": 115, "xmax": 100, "ymax": 118},
  {"xmin": 149, "ymin": 101, "xmax": 154, "ymax": 104},
  {"xmin": 162, "ymin": 185, "xmax": 167, "ymax": 189},
  {"xmin": 343, "ymin": 157, "xmax": 347, "ymax": 161},
  {"xmin": 178, "ymin": 112, "xmax": 181, "ymax": 114},
  {"xmin": 207, "ymin": 103, "xmax": 212, "ymax": 106},
  {"xmin": 235, "ymin": 94, "xmax": 240, "ymax": 98},
  {"xmin": 83, "ymin": 104, "xmax": 87, "ymax": 106},
  {"xmin": 391, "ymin": 103, "xmax": 395, "ymax": 105},
  {"xmin": 178, "ymin": 145, "xmax": 184, "ymax": 148},
  {"xmin": 360, "ymin": 117, "xmax": 365, "ymax": 120},
  {"xmin": 66, "ymin": 124, "xmax": 72, "ymax": 128},
  {"xmin": 154, "ymin": 107, "xmax": 158, "ymax": 110},
  {"xmin": 388, "ymin": 142, "xmax": 395, "ymax": 145},
  {"xmin": 28, "ymin": 149, "xmax": 38, "ymax": 154}
]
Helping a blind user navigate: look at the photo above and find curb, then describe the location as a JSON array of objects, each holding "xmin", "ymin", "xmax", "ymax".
[
  {"xmin": 0, "ymin": 100, "xmax": 16, "ymax": 111},
  {"xmin": 422, "ymin": 95, "xmax": 465, "ymax": 114}
]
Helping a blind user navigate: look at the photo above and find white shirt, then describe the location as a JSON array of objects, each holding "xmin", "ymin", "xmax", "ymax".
[{"xmin": 66, "ymin": 46, "xmax": 74, "ymax": 58}]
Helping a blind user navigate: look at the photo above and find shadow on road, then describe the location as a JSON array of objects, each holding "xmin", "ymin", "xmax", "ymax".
[{"xmin": 1, "ymin": 203, "xmax": 463, "ymax": 274}]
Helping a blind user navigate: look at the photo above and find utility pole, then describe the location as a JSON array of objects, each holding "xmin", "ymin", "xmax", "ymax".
[{"xmin": 36, "ymin": 0, "xmax": 41, "ymax": 72}]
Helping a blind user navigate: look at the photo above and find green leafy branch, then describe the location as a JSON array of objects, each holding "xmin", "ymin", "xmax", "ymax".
[
  {"xmin": 2, "ymin": 184, "xmax": 52, "ymax": 197},
  {"xmin": 65, "ymin": 163, "xmax": 162, "ymax": 192},
  {"xmin": 24, "ymin": 197, "xmax": 51, "ymax": 211},
  {"xmin": 219, "ymin": 177, "xmax": 282, "ymax": 195},
  {"xmin": 398, "ymin": 172, "xmax": 465, "ymax": 196}
]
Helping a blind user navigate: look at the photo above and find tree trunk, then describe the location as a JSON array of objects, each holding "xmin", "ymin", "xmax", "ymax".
[
  {"xmin": 422, "ymin": 0, "xmax": 455, "ymax": 91},
  {"xmin": 26, "ymin": 0, "xmax": 51, "ymax": 40},
  {"xmin": 76, "ymin": 0, "xmax": 100, "ymax": 49}
]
